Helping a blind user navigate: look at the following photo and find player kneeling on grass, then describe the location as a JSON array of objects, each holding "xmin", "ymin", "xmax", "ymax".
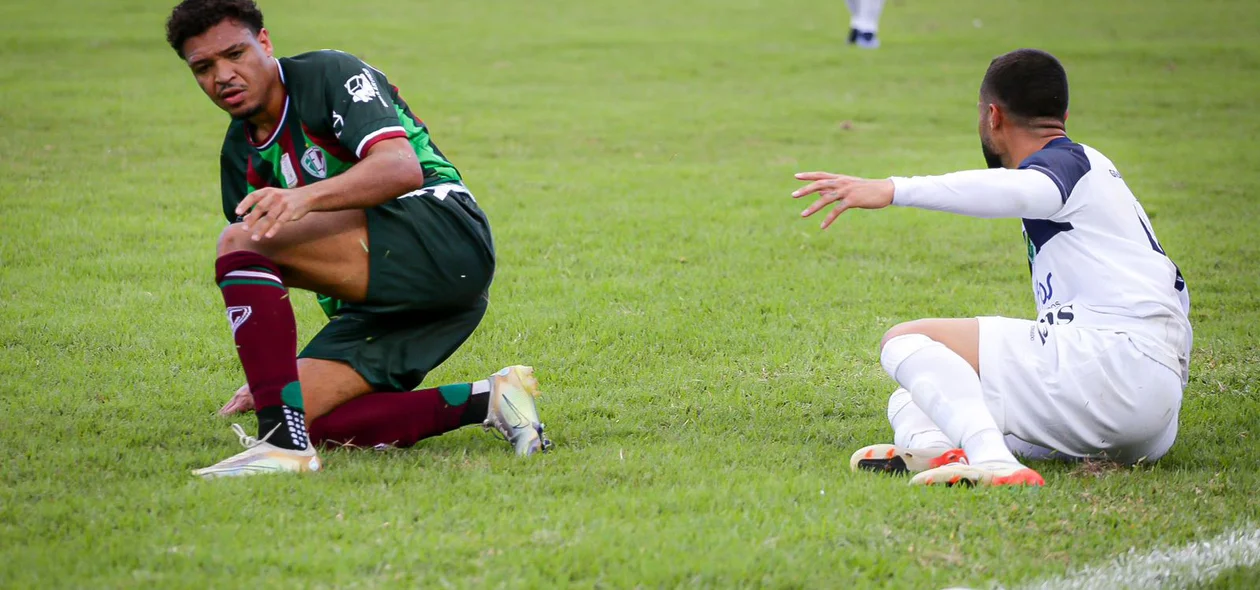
[
  {"xmin": 166, "ymin": 0, "xmax": 552, "ymax": 478},
  {"xmin": 792, "ymin": 49, "xmax": 1190, "ymax": 487}
]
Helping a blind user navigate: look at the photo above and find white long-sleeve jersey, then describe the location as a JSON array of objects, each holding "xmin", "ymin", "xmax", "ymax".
[{"xmin": 890, "ymin": 137, "xmax": 1192, "ymax": 384}]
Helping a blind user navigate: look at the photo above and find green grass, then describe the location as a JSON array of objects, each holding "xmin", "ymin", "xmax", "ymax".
[{"xmin": 2, "ymin": 0, "xmax": 1259, "ymax": 587}]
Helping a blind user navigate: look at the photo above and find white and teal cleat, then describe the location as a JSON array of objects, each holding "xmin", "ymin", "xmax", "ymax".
[
  {"xmin": 192, "ymin": 424, "xmax": 322, "ymax": 479},
  {"xmin": 484, "ymin": 365, "xmax": 553, "ymax": 456}
]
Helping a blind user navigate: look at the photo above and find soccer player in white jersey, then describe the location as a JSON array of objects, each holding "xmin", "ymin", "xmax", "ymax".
[{"xmin": 792, "ymin": 49, "xmax": 1191, "ymax": 487}]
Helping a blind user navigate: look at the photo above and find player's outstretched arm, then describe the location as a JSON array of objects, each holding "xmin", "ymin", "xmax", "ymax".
[
  {"xmin": 792, "ymin": 172, "xmax": 895, "ymax": 229},
  {"xmin": 235, "ymin": 137, "xmax": 423, "ymax": 240},
  {"xmin": 792, "ymin": 167, "xmax": 1065, "ymax": 229},
  {"xmin": 890, "ymin": 168, "xmax": 1064, "ymax": 219}
]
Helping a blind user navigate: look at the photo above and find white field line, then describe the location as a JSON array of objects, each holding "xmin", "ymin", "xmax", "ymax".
[{"xmin": 1011, "ymin": 526, "xmax": 1260, "ymax": 590}]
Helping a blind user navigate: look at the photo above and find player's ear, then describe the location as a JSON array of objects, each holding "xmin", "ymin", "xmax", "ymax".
[
  {"xmin": 987, "ymin": 103, "xmax": 1003, "ymax": 131},
  {"xmin": 257, "ymin": 28, "xmax": 273, "ymax": 57}
]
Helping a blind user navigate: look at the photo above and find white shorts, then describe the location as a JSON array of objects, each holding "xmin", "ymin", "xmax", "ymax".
[{"xmin": 977, "ymin": 316, "xmax": 1183, "ymax": 463}]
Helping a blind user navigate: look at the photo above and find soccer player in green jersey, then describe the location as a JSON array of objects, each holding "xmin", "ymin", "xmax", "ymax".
[{"xmin": 166, "ymin": 0, "xmax": 552, "ymax": 478}]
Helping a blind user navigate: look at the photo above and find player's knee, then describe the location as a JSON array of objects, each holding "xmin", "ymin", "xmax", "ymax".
[
  {"xmin": 880, "ymin": 320, "xmax": 930, "ymax": 351},
  {"xmin": 217, "ymin": 224, "xmax": 260, "ymax": 257},
  {"xmin": 879, "ymin": 326, "xmax": 935, "ymax": 381}
]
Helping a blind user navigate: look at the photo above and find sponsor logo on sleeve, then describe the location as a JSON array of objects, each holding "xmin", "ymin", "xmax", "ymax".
[
  {"xmin": 344, "ymin": 73, "xmax": 377, "ymax": 103},
  {"xmin": 360, "ymin": 68, "xmax": 389, "ymax": 108}
]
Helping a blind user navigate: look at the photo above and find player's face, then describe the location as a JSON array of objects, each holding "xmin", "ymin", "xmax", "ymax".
[
  {"xmin": 183, "ymin": 20, "xmax": 276, "ymax": 120},
  {"xmin": 978, "ymin": 101, "xmax": 1005, "ymax": 169}
]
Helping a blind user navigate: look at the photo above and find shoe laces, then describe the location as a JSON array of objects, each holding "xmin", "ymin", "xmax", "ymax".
[
  {"xmin": 501, "ymin": 395, "xmax": 532, "ymax": 430},
  {"xmin": 941, "ymin": 450, "xmax": 970, "ymax": 466},
  {"xmin": 482, "ymin": 392, "xmax": 550, "ymax": 450},
  {"xmin": 230, "ymin": 423, "xmax": 280, "ymax": 449}
]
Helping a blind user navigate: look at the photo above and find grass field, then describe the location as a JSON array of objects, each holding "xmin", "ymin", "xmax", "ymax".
[{"xmin": 2, "ymin": 0, "xmax": 1259, "ymax": 587}]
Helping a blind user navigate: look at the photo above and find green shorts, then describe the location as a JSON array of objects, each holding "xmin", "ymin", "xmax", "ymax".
[{"xmin": 300, "ymin": 184, "xmax": 495, "ymax": 391}]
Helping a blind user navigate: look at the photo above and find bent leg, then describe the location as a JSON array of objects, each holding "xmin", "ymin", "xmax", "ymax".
[
  {"xmin": 301, "ymin": 302, "xmax": 488, "ymax": 394},
  {"xmin": 882, "ymin": 318, "xmax": 980, "ymax": 373},
  {"xmin": 887, "ymin": 388, "xmax": 952, "ymax": 450},
  {"xmin": 223, "ymin": 357, "xmax": 492, "ymax": 448},
  {"xmin": 297, "ymin": 358, "xmax": 374, "ymax": 421},
  {"xmin": 299, "ymin": 354, "xmax": 490, "ymax": 449},
  {"xmin": 219, "ymin": 302, "xmax": 489, "ymax": 422},
  {"xmin": 299, "ymin": 302, "xmax": 492, "ymax": 447},
  {"xmin": 880, "ymin": 322, "xmax": 1022, "ymax": 468},
  {"xmin": 217, "ymin": 209, "xmax": 370, "ymax": 303},
  {"xmin": 308, "ymin": 381, "xmax": 491, "ymax": 448},
  {"xmin": 977, "ymin": 317, "xmax": 1183, "ymax": 463},
  {"xmin": 212, "ymin": 190, "xmax": 500, "ymax": 450}
]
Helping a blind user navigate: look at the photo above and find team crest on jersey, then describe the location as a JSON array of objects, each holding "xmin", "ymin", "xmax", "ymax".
[
  {"xmin": 301, "ymin": 147, "xmax": 327, "ymax": 179},
  {"xmin": 344, "ymin": 73, "xmax": 377, "ymax": 103},
  {"xmin": 226, "ymin": 306, "xmax": 252, "ymax": 336},
  {"xmin": 280, "ymin": 153, "xmax": 298, "ymax": 187}
]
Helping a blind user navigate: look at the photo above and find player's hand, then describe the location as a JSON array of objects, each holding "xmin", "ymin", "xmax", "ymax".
[
  {"xmin": 236, "ymin": 187, "xmax": 313, "ymax": 240},
  {"xmin": 792, "ymin": 172, "xmax": 895, "ymax": 229},
  {"xmin": 218, "ymin": 383, "xmax": 255, "ymax": 416}
]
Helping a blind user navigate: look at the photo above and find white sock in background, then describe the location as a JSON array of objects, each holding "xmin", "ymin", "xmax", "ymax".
[
  {"xmin": 888, "ymin": 388, "xmax": 953, "ymax": 449},
  {"xmin": 849, "ymin": 0, "xmax": 886, "ymax": 33},
  {"xmin": 881, "ymin": 334, "xmax": 1023, "ymax": 467}
]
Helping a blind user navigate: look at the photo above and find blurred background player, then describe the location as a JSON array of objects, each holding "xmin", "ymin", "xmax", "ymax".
[
  {"xmin": 165, "ymin": 0, "xmax": 552, "ymax": 478},
  {"xmin": 846, "ymin": 0, "xmax": 886, "ymax": 48},
  {"xmin": 792, "ymin": 49, "xmax": 1190, "ymax": 487}
]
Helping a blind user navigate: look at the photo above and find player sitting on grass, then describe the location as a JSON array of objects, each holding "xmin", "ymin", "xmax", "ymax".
[
  {"xmin": 792, "ymin": 49, "xmax": 1190, "ymax": 486},
  {"xmin": 166, "ymin": 0, "xmax": 552, "ymax": 478}
]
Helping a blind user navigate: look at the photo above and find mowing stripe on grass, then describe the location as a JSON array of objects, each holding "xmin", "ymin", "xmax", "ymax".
[{"xmin": 1013, "ymin": 526, "xmax": 1260, "ymax": 590}]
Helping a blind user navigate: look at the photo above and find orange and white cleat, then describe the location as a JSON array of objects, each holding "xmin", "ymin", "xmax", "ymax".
[
  {"xmin": 850, "ymin": 444, "xmax": 968, "ymax": 475},
  {"xmin": 909, "ymin": 461, "xmax": 1045, "ymax": 487}
]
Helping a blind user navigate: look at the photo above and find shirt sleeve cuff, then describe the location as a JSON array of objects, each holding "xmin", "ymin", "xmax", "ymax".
[
  {"xmin": 890, "ymin": 176, "xmax": 923, "ymax": 208},
  {"xmin": 353, "ymin": 126, "xmax": 408, "ymax": 159}
]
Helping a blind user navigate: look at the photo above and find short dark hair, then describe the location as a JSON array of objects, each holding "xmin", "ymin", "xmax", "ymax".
[
  {"xmin": 980, "ymin": 49, "xmax": 1069, "ymax": 122},
  {"xmin": 166, "ymin": 0, "xmax": 265, "ymax": 58}
]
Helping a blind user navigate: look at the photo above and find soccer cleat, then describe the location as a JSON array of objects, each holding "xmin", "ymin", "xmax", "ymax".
[
  {"xmin": 855, "ymin": 31, "xmax": 880, "ymax": 49},
  {"xmin": 484, "ymin": 365, "xmax": 552, "ymax": 456},
  {"xmin": 847, "ymin": 27, "xmax": 860, "ymax": 44},
  {"xmin": 909, "ymin": 462, "xmax": 1045, "ymax": 487},
  {"xmin": 850, "ymin": 444, "xmax": 968, "ymax": 474},
  {"xmin": 192, "ymin": 424, "xmax": 322, "ymax": 479}
]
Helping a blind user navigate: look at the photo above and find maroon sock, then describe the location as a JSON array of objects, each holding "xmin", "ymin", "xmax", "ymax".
[
  {"xmin": 309, "ymin": 385, "xmax": 487, "ymax": 448},
  {"xmin": 215, "ymin": 251, "xmax": 308, "ymax": 450}
]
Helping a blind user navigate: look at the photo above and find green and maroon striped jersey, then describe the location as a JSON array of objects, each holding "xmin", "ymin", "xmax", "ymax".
[{"xmin": 219, "ymin": 50, "xmax": 461, "ymax": 222}]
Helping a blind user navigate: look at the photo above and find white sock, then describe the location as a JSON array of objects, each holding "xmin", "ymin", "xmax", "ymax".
[
  {"xmin": 472, "ymin": 379, "xmax": 491, "ymax": 395},
  {"xmin": 888, "ymin": 388, "xmax": 953, "ymax": 449},
  {"xmin": 881, "ymin": 334, "xmax": 1022, "ymax": 467},
  {"xmin": 850, "ymin": 0, "xmax": 886, "ymax": 33}
]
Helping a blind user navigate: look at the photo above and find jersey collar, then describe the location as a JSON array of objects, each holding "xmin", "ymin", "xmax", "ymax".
[
  {"xmin": 1044, "ymin": 136, "xmax": 1074, "ymax": 148},
  {"xmin": 246, "ymin": 58, "xmax": 289, "ymax": 150}
]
